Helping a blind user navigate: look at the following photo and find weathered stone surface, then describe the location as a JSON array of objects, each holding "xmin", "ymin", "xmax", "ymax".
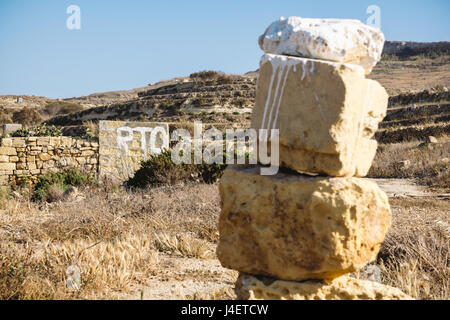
[
  {"xmin": 425, "ymin": 136, "xmax": 438, "ymax": 144},
  {"xmin": 0, "ymin": 147, "xmax": 17, "ymax": 156},
  {"xmin": 236, "ymin": 274, "xmax": 413, "ymax": 300},
  {"xmin": 251, "ymin": 53, "xmax": 388, "ymax": 177},
  {"xmin": 217, "ymin": 165, "xmax": 391, "ymax": 281},
  {"xmin": 258, "ymin": 17, "xmax": 385, "ymax": 74},
  {"xmin": 0, "ymin": 163, "xmax": 16, "ymax": 171},
  {"xmin": 1, "ymin": 138, "xmax": 13, "ymax": 147}
]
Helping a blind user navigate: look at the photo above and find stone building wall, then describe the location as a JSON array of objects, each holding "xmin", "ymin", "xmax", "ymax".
[{"xmin": 0, "ymin": 137, "xmax": 99, "ymax": 187}]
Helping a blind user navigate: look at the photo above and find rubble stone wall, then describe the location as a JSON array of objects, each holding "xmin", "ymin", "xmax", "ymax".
[
  {"xmin": 0, "ymin": 121, "xmax": 172, "ymax": 187},
  {"xmin": 0, "ymin": 137, "xmax": 99, "ymax": 187}
]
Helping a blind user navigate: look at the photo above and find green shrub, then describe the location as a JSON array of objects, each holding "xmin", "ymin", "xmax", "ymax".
[
  {"xmin": 33, "ymin": 169, "xmax": 97, "ymax": 201},
  {"xmin": 12, "ymin": 123, "xmax": 62, "ymax": 137},
  {"xmin": 189, "ymin": 70, "xmax": 222, "ymax": 82},
  {"xmin": 196, "ymin": 161, "xmax": 227, "ymax": 184},
  {"xmin": 127, "ymin": 149, "xmax": 227, "ymax": 188}
]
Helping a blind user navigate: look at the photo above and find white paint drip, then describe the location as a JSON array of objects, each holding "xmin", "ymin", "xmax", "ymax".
[
  {"xmin": 351, "ymin": 81, "xmax": 373, "ymax": 171},
  {"xmin": 271, "ymin": 66, "xmax": 291, "ymax": 131},
  {"xmin": 317, "ymin": 103, "xmax": 326, "ymax": 122},
  {"xmin": 259, "ymin": 53, "xmax": 364, "ymax": 136},
  {"xmin": 265, "ymin": 62, "xmax": 286, "ymax": 130},
  {"xmin": 260, "ymin": 61, "xmax": 277, "ymax": 133},
  {"xmin": 300, "ymin": 60, "xmax": 307, "ymax": 81},
  {"xmin": 260, "ymin": 54, "xmax": 318, "ymax": 134}
]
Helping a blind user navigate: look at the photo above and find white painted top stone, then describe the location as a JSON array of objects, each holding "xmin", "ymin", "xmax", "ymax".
[{"xmin": 258, "ymin": 16, "xmax": 385, "ymax": 74}]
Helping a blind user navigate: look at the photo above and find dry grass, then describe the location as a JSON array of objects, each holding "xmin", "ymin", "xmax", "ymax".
[
  {"xmin": 376, "ymin": 197, "xmax": 449, "ymax": 300},
  {"xmin": 369, "ymin": 54, "xmax": 450, "ymax": 95},
  {"xmin": 46, "ymin": 183, "xmax": 66, "ymax": 202},
  {"xmin": 369, "ymin": 137, "xmax": 450, "ymax": 190},
  {"xmin": 1, "ymin": 179, "xmax": 448, "ymax": 300},
  {"xmin": 83, "ymin": 120, "xmax": 99, "ymax": 137},
  {"xmin": 154, "ymin": 233, "xmax": 214, "ymax": 259},
  {"xmin": 0, "ymin": 183, "xmax": 220, "ymax": 299}
]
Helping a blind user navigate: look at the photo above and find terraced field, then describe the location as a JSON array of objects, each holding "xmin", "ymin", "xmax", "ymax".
[
  {"xmin": 46, "ymin": 76, "xmax": 256, "ymax": 127},
  {"xmin": 42, "ymin": 44, "xmax": 450, "ymax": 149},
  {"xmin": 46, "ymin": 82, "xmax": 450, "ymax": 151},
  {"xmin": 377, "ymin": 101, "xmax": 450, "ymax": 144}
]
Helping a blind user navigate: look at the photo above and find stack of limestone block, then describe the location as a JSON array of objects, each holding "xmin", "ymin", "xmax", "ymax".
[{"xmin": 217, "ymin": 17, "xmax": 412, "ymax": 300}]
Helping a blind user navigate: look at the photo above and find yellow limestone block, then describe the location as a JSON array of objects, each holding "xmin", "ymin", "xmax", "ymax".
[
  {"xmin": 236, "ymin": 274, "xmax": 413, "ymax": 300},
  {"xmin": 251, "ymin": 53, "xmax": 388, "ymax": 177},
  {"xmin": 217, "ymin": 165, "xmax": 391, "ymax": 281}
]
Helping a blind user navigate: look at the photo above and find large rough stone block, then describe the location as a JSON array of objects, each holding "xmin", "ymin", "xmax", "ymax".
[
  {"xmin": 258, "ymin": 17, "xmax": 385, "ymax": 74},
  {"xmin": 236, "ymin": 274, "xmax": 413, "ymax": 300},
  {"xmin": 217, "ymin": 165, "xmax": 391, "ymax": 281},
  {"xmin": 251, "ymin": 53, "xmax": 388, "ymax": 177}
]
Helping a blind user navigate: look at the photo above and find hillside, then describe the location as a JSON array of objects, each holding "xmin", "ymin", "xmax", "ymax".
[{"xmin": 2, "ymin": 41, "xmax": 450, "ymax": 145}]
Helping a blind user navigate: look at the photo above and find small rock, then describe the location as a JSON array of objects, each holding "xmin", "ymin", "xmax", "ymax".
[
  {"xmin": 60, "ymin": 186, "xmax": 78, "ymax": 201},
  {"xmin": 12, "ymin": 191, "xmax": 23, "ymax": 200},
  {"xmin": 362, "ymin": 265, "xmax": 382, "ymax": 283},
  {"xmin": 66, "ymin": 265, "xmax": 81, "ymax": 290},
  {"xmin": 236, "ymin": 274, "xmax": 413, "ymax": 300},
  {"xmin": 425, "ymin": 136, "xmax": 438, "ymax": 144},
  {"xmin": 395, "ymin": 160, "xmax": 411, "ymax": 170}
]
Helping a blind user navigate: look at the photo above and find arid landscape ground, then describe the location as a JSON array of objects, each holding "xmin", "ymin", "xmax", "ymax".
[{"xmin": 0, "ymin": 42, "xmax": 449, "ymax": 300}]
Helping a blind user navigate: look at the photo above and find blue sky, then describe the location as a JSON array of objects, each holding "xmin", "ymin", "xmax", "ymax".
[{"xmin": 1, "ymin": 0, "xmax": 449, "ymax": 98}]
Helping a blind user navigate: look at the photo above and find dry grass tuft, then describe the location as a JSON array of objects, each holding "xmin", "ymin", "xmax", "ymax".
[
  {"xmin": 369, "ymin": 138, "xmax": 450, "ymax": 190},
  {"xmin": 83, "ymin": 120, "xmax": 99, "ymax": 137},
  {"xmin": 0, "ymin": 183, "xmax": 220, "ymax": 299},
  {"xmin": 0, "ymin": 235, "xmax": 159, "ymax": 299},
  {"xmin": 154, "ymin": 233, "xmax": 214, "ymax": 259},
  {"xmin": 376, "ymin": 198, "xmax": 449, "ymax": 300}
]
